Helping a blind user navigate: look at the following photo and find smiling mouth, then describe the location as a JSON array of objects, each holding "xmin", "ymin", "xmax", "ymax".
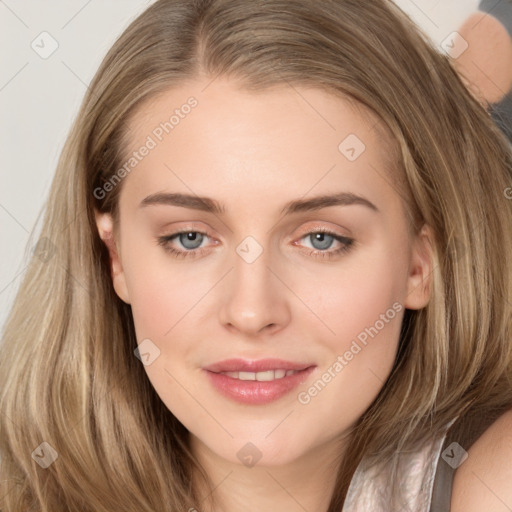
[
  {"xmin": 204, "ymin": 365, "xmax": 316, "ymax": 405},
  {"xmin": 216, "ymin": 369, "xmax": 301, "ymax": 381}
]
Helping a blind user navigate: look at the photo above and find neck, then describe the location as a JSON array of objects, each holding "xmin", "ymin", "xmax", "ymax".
[{"xmin": 189, "ymin": 434, "xmax": 349, "ymax": 512}]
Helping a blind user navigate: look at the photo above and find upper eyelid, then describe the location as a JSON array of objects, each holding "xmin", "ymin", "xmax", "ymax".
[
  {"xmin": 163, "ymin": 227, "xmax": 352, "ymax": 246},
  {"xmin": 161, "ymin": 220, "xmax": 352, "ymax": 237}
]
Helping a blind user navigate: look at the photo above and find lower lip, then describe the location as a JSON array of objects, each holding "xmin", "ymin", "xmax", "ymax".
[{"xmin": 203, "ymin": 366, "xmax": 316, "ymax": 405}]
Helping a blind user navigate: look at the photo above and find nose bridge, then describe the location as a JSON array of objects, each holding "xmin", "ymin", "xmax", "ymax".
[
  {"xmin": 234, "ymin": 236, "xmax": 273, "ymax": 295},
  {"xmin": 218, "ymin": 234, "xmax": 291, "ymax": 334}
]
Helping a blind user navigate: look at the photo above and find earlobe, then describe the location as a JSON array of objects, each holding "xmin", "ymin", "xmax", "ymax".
[
  {"xmin": 404, "ymin": 223, "xmax": 434, "ymax": 310},
  {"xmin": 94, "ymin": 210, "xmax": 131, "ymax": 304}
]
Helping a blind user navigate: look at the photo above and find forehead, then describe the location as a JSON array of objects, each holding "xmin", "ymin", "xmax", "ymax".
[
  {"xmin": 117, "ymin": 77, "xmax": 401, "ymax": 218},
  {"xmin": 124, "ymin": 77, "xmax": 390, "ymax": 153}
]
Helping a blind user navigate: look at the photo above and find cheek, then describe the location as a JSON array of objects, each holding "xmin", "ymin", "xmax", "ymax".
[
  {"xmin": 128, "ymin": 272, "xmax": 190, "ymax": 339},
  {"xmin": 293, "ymin": 267, "xmax": 404, "ymax": 434},
  {"xmin": 291, "ymin": 248, "xmax": 406, "ymax": 404},
  {"xmin": 294, "ymin": 247, "xmax": 406, "ymax": 348},
  {"xmin": 120, "ymin": 229, "xmax": 208, "ymax": 339},
  {"xmin": 122, "ymin": 252, "xmax": 207, "ymax": 411}
]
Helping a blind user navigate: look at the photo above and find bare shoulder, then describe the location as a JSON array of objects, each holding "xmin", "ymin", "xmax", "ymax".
[{"xmin": 450, "ymin": 408, "xmax": 512, "ymax": 512}]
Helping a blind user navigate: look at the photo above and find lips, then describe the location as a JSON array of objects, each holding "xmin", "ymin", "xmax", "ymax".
[
  {"xmin": 203, "ymin": 358, "xmax": 313, "ymax": 373},
  {"xmin": 203, "ymin": 358, "xmax": 316, "ymax": 405},
  {"xmin": 219, "ymin": 369, "xmax": 300, "ymax": 381}
]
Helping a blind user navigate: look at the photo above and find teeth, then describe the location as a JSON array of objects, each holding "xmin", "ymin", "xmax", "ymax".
[{"xmin": 220, "ymin": 369, "xmax": 300, "ymax": 380}]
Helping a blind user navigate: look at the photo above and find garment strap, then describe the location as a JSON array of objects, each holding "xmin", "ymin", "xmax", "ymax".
[{"xmin": 429, "ymin": 405, "xmax": 510, "ymax": 511}]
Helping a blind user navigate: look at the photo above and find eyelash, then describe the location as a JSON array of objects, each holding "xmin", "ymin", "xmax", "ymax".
[{"xmin": 156, "ymin": 227, "xmax": 355, "ymax": 260}]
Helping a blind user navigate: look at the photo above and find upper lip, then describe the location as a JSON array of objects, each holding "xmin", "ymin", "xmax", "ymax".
[{"xmin": 203, "ymin": 358, "xmax": 315, "ymax": 373}]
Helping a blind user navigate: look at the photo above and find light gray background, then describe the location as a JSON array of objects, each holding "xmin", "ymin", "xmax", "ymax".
[{"xmin": 0, "ymin": 0, "xmax": 479, "ymax": 332}]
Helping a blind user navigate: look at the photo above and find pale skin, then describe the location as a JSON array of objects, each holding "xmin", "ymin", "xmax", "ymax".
[
  {"xmin": 454, "ymin": 11, "xmax": 512, "ymax": 105},
  {"xmin": 94, "ymin": 77, "xmax": 512, "ymax": 511}
]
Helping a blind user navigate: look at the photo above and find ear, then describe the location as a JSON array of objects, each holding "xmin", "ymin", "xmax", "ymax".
[
  {"xmin": 94, "ymin": 210, "xmax": 131, "ymax": 304},
  {"xmin": 404, "ymin": 223, "xmax": 434, "ymax": 310}
]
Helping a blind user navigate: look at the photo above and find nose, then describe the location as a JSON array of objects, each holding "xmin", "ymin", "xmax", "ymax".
[{"xmin": 218, "ymin": 244, "xmax": 292, "ymax": 336}]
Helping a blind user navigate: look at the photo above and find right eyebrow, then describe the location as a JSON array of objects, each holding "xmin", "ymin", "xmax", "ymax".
[{"xmin": 139, "ymin": 192, "xmax": 225, "ymax": 214}]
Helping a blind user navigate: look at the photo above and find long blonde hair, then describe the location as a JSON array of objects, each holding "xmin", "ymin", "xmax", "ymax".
[{"xmin": 1, "ymin": 0, "xmax": 511, "ymax": 510}]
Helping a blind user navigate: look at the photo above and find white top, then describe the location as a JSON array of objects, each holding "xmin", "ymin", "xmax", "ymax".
[{"xmin": 342, "ymin": 432, "xmax": 448, "ymax": 511}]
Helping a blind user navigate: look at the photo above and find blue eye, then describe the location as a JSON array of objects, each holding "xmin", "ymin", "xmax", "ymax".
[
  {"xmin": 157, "ymin": 228, "xmax": 354, "ymax": 260},
  {"xmin": 297, "ymin": 229, "xmax": 354, "ymax": 259},
  {"xmin": 157, "ymin": 230, "xmax": 210, "ymax": 259},
  {"xmin": 176, "ymin": 231, "xmax": 205, "ymax": 250},
  {"xmin": 307, "ymin": 232, "xmax": 337, "ymax": 251}
]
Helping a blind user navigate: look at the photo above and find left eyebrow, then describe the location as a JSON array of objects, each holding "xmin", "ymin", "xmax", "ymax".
[
  {"xmin": 280, "ymin": 192, "xmax": 379, "ymax": 215},
  {"xmin": 138, "ymin": 191, "xmax": 379, "ymax": 215}
]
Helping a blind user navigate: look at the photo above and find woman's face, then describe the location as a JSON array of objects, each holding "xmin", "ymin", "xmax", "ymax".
[{"xmin": 96, "ymin": 77, "xmax": 432, "ymax": 467}]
